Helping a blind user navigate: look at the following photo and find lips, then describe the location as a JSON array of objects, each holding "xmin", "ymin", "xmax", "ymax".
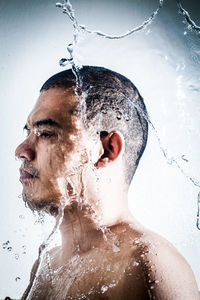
[
  {"xmin": 19, "ymin": 162, "xmax": 39, "ymax": 182},
  {"xmin": 19, "ymin": 168, "xmax": 34, "ymax": 181}
]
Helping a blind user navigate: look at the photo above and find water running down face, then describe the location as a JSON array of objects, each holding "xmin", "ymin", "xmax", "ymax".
[
  {"xmin": 15, "ymin": 87, "xmax": 90, "ymax": 211},
  {"xmin": 15, "ymin": 66, "xmax": 148, "ymax": 221}
]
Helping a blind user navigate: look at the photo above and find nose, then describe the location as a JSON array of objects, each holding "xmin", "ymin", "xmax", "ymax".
[{"xmin": 15, "ymin": 139, "xmax": 36, "ymax": 162}]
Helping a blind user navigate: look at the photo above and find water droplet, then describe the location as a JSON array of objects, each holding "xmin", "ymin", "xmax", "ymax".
[
  {"xmin": 150, "ymin": 265, "xmax": 155, "ymax": 269},
  {"xmin": 181, "ymin": 155, "xmax": 189, "ymax": 162},
  {"xmin": 150, "ymin": 286, "xmax": 154, "ymax": 289},
  {"xmin": 15, "ymin": 276, "xmax": 21, "ymax": 282},
  {"xmin": 67, "ymin": 43, "xmax": 74, "ymax": 54},
  {"xmin": 196, "ymin": 192, "xmax": 200, "ymax": 230},
  {"xmin": 113, "ymin": 244, "xmax": 120, "ymax": 253},
  {"xmin": 7, "ymin": 247, "xmax": 12, "ymax": 252},
  {"xmin": 2, "ymin": 241, "xmax": 10, "ymax": 249},
  {"xmin": 167, "ymin": 157, "xmax": 174, "ymax": 165},
  {"xmin": 80, "ymin": 24, "xmax": 86, "ymax": 30},
  {"xmin": 116, "ymin": 111, "xmax": 122, "ymax": 120},
  {"xmin": 101, "ymin": 285, "xmax": 108, "ymax": 293},
  {"xmin": 56, "ymin": 2, "xmax": 63, "ymax": 8},
  {"xmin": 59, "ymin": 58, "xmax": 72, "ymax": 67},
  {"xmin": 15, "ymin": 253, "xmax": 20, "ymax": 260},
  {"xmin": 106, "ymin": 265, "xmax": 111, "ymax": 271},
  {"xmin": 184, "ymin": 31, "xmax": 187, "ymax": 35},
  {"xmin": 101, "ymin": 107, "xmax": 107, "ymax": 114}
]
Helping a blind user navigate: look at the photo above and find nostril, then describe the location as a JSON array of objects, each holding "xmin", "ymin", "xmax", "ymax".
[{"xmin": 15, "ymin": 142, "xmax": 35, "ymax": 162}]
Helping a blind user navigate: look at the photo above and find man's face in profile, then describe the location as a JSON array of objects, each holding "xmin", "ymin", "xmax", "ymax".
[{"xmin": 15, "ymin": 88, "xmax": 87, "ymax": 210}]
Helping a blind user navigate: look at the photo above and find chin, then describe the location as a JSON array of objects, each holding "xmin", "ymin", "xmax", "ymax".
[{"xmin": 22, "ymin": 191, "xmax": 60, "ymax": 216}]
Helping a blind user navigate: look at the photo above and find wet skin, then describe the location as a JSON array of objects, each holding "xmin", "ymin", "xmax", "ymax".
[
  {"xmin": 22, "ymin": 221, "xmax": 199, "ymax": 300},
  {"xmin": 16, "ymin": 88, "xmax": 85, "ymax": 210},
  {"xmin": 16, "ymin": 88, "xmax": 200, "ymax": 300}
]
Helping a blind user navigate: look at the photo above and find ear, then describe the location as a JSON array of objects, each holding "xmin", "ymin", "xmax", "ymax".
[{"xmin": 95, "ymin": 131, "xmax": 124, "ymax": 168}]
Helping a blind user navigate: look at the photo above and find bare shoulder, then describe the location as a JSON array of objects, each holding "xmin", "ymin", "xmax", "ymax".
[{"xmin": 130, "ymin": 227, "xmax": 200, "ymax": 300}]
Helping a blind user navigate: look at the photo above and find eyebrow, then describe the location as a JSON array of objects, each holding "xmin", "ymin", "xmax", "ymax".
[{"xmin": 24, "ymin": 118, "xmax": 61, "ymax": 130}]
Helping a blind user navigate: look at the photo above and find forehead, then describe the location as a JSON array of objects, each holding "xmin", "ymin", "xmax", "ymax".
[{"xmin": 28, "ymin": 88, "xmax": 79, "ymax": 126}]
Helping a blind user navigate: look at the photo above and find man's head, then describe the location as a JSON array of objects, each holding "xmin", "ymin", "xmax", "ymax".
[{"xmin": 15, "ymin": 66, "xmax": 148, "ymax": 213}]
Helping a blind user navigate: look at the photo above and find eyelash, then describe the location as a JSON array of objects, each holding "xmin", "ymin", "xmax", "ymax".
[
  {"xmin": 24, "ymin": 129, "xmax": 56, "ymax": 139},
  {"xmin": 39, "ymin": 132, "xmax": 56, "ymax": 139}
]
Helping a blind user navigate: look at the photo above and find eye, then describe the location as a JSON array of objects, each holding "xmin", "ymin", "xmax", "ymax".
[
  {"xmin": 39, "ymin": 132, "xmax": 57, "ymax": 139},
  {"xmin": 23, "ymin": 128, "xmax": 30, "ymax": 137}
]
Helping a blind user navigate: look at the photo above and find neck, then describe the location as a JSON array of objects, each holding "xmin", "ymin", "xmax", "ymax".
[
  {"xmin": 58, "ymin": 202, "xmax": 132, "ymax": 260},
  {"xmin": 58, "ymin": 173, "xmax": 131, "ymax": 258},
  {"xmin": 59, "ymin": 202, "xmax": 103, "ymax": 258}
]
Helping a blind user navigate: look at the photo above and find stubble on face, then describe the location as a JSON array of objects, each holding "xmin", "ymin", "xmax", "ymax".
[{"xmin": 18, "ymin": 88, "xmax": 89, "ymax": 213}]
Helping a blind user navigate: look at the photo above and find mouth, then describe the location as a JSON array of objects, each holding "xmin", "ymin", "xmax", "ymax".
[{"xmin": 19, "ymin": 168, "xmax": 37, "ymax": 181}]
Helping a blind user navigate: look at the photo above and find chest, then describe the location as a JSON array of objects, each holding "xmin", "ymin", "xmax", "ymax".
[{"xmin": 27, "ymin": 251, "xmax": 145, "ymax": 300}]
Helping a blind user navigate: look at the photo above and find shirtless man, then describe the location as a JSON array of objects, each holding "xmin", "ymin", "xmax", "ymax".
[{"xmin": 15, "ymin": 66, "xmax": 199, "ymax": 299}]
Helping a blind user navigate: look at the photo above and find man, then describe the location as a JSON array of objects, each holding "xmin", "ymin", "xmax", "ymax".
[{"xmin": 15, "ymin": 66, "xmax": 199, "ymax": 299}]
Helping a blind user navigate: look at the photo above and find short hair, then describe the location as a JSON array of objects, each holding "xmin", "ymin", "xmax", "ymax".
[{"xmin": 40, "ymin": 66, "xmax": 148, "ymax": 185}]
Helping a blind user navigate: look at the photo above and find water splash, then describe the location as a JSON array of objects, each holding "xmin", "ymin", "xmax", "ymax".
[
  {"xmin": 2, "ymin": 241, "xmax": 13, "ymax": 252},
  {"xmin": 15, "ymin": 276, "xmax": 21, "ymax": 282},
  {"xmin": 181, "ymin": 155, "xmax": 189, "ymax": 162},
  {"xmin": 57, "ymin": 0, "xmax": 163, "ymax": 44},
  {"xmin": 56, "ymin": 0, "xmax": 200, "ymax": 189},
  {"xmin": 55, "ymin": 0, "xmax": 164, "ymax": 99},
  {"xmin": 177, "ymin": 2, "xmax": 200, "ymax": 34},
  {"xmin": 15, "ymin": 253, "xmax": 20, "ymax": 260},
  {"xmin": 56, "ymin": 0, "xmax": 82, "ymax": 96},
  {"xmin": 149, "ymin": 120, "xmax": 200, "ymax": 188},
  {"xmin": 196, "ymin": 192, "xmax": 200, "ymax": 230},
  {"xmin": 24, "ymin": 199, "xmax": 67, "ymax": 299},
  {"xmin": 22, "ymin": 245, "xmax": 26, "ymax": 254},
  {"xmin": 141, "ymin": 107, "xmax": 200, "ymax": 229},
  {"xmin": 128, "ymin": 100, "xmax": 200, "ymax": 189},
  {"xmin": 100, "ymin": 225, "xmax": 120, "ymax": 253},
  {"xmin": 101, "ymin": 285, "xmax": 108, "ymax": 293},
  {"xmin": 80, "ymin": 0, "xmax": 164, "ymax": 39},
  {"xmin": 56, "ymin": 0, "xmax": 79, "ymax": 62},
  {"xmin": 2, "ymin": 240, "xmax": 10, "ymax": 249}
]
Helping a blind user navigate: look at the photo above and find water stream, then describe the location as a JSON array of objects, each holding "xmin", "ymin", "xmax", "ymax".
[
  {"xmin": 2, "ymin": 0, "xmax": 199, "ymax": 298},
  {"xmin": 177, "ymin": 2, "xmax": 200, "ymax": 33},
  {"xmin": 197, "ymin": 192, "xmax": 200, "ymax": 230},
  {"xmin": 23, "ymin": 200, "xmax": 67, "ymax": 299},
  {"xmin": 56, "ymin": 0, "xmax": 200, "ymax": 229}
]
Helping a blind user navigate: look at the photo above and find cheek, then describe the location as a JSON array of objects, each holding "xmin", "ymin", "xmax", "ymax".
[{"xmin": 37, "ymin": 144, "xmax": 67, "ymax": 175}]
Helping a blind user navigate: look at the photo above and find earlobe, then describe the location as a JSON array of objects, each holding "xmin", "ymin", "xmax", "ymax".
[{"xmin": 95, "ymin": 131, "xmax": 123, "ymax": 168}]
